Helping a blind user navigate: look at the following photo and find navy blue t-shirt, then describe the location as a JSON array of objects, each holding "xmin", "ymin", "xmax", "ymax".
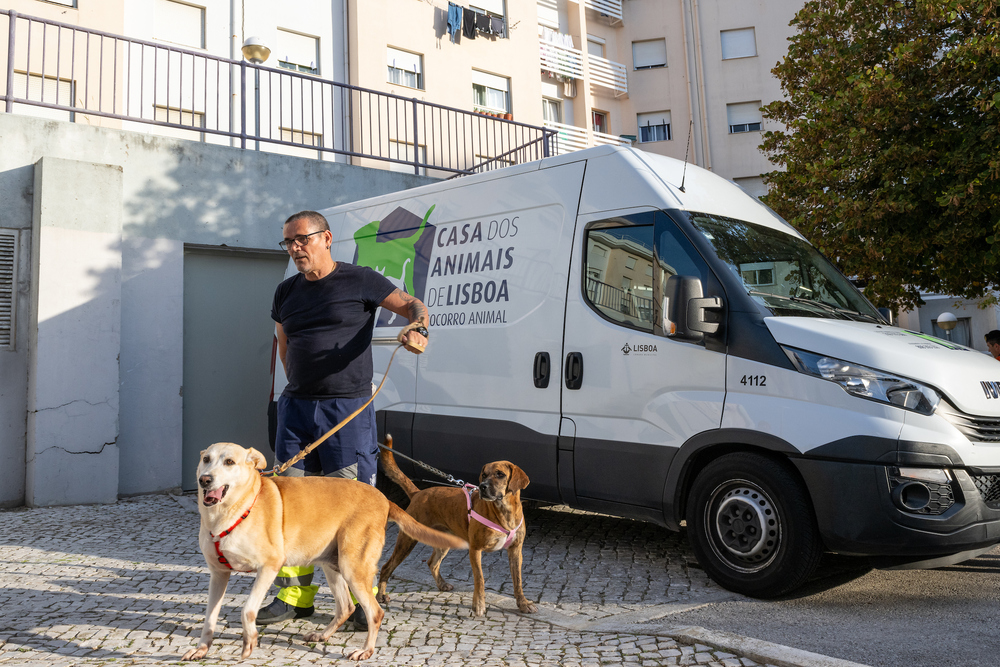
[{"xmin": 271, "ymin": 262, "xmax": 396, "ymax": 399}]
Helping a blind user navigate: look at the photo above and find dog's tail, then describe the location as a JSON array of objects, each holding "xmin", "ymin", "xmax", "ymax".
[
  {"xmin": 388, "ymin": 503, "xmax": 468, "ymax": 550},
  {"xmin": 378, "ymin": 435, "xmax": 421, "ymax": 500}
]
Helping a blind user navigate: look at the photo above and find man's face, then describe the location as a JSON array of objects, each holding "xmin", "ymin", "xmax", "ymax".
[
  {"xmin": 988, "ymin": 340, "xmax": 1000, "ymax": 360},
  {"xmin": 283, "ymin": 218, "xmax": 332, "ymax": 276}
]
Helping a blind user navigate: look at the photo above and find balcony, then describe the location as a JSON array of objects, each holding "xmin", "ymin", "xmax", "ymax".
[
  {"xmin": 544, "ymin": 120, "xmax": 630, "ymax": 155},
  {"xmin": 539, "ymin": 37, "xmax": 584, "ymax": 82},
  {"xmin": 588, "ymin": 53, "xmax": 628, "ymax": 96},
  {"xmin": 584, "ymin": 0, "xmax": 624, "ymax": 24}
]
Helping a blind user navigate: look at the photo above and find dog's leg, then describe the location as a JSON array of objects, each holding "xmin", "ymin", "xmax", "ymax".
[
  {"xmin": 239, "ymin": 563, "xmax": 281, "ymax": 659},
  {"xmin": 302, "ymin": 565, "xmax": 352, "ymax": 643},
  {"xmin": 344, "ymin": 565, "xmax": 384, "ymax": 661},
  {"xmin": 426, "ymin": 547, "xmax": 454, "ymax": 592},
  {"xmin": 182, "ymin": 569, "xmax": 230, "ymax": 660},
  {"xmin": 507, "ymin": 543, "xmax": 537, "ymax": 613},
  {"xmin": 469, "ymin": 549, "xmax": 487, "ymax": 617},
  {"xmin": 377, "ymin": 533, "xmax": 419, "ymax": 604}
]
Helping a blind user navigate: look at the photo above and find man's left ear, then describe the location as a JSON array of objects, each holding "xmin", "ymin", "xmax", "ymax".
[{"xmin": 507, "ymin": 464, "xmax": 530, "ymax": 493}]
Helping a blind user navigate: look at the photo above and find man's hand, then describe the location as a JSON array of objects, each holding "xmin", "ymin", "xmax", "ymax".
[{"xmin": 381, "ymin": 289, "xmax": 429, "ymax": 354}]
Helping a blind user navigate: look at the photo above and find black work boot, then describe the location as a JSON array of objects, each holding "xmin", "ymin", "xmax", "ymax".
[
  {"xmin": 348, "ymin": 604, "xmax": 368, "ymax": 631},
  {"xmin": 257, "ymin": 597, "xmax": 314, "ymax": 625}
]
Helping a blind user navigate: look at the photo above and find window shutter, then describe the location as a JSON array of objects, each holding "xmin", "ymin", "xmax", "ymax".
[
  {"xmin": 471, "ymin": 0, "xmax": 505, "ymax": 14},
  {"xmin": 0, "ymin": 230, "xmax": 17, "ymax": 349},
  {"xmin": 632, "ymin": 39, "xmax": 667, "ymax": 69},
  {"xmin": 727, "ymin": 101, "xmax": 762, "ymax": 126},
  {"xmin": 721, "ymin": 28, "xmax": 757, "ymax": 60},
  {"xmin": 637, "ymin": 111, "xmax": 670, "ymax": 127},
  {"xmin": 387, "ymin": 47, "xmax": 422, "ymax": 74},
  {"xmin": 278, "ymin": 29, "xmax": 320, "ymax": 71},
  {"xmin": 154, "ymin": 0, "xmax": 205, "ymax": 49}
]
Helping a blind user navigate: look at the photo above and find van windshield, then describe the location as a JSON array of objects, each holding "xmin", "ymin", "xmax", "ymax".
[{"xmin": 685, "ymin": 213, "xmax": 882, "ymax": 322}]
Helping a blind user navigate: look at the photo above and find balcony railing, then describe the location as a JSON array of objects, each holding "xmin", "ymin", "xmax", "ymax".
[
  {"xmin": 0, "ymin": 9, "xmax": 554, "ymax": 176},
  {"xmin": 544, "ymin": 120, "xmax": 630, "ymax": 155},
  {"xmin": 588, "ymin": 53, "xmax": 628, "ymax": 96},
  {"xmin": 539, "ymin": 40, "xmax": 584, "ymax": 81},
  {"xmin": 584, "ymin": 0, "xmax": 624, "ymax": 23}
]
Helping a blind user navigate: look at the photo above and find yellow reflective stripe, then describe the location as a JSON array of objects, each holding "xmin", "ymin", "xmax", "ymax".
[{"xmin": 277, "ymin": 584, "xmax": 319, "ymax": 608}]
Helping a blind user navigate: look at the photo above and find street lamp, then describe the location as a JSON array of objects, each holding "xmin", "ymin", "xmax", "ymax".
[
  {"xmin": 937, "ymin": 311, "xmax": 957, "ymax": 341},
  {"xmin": 241, "ymin": 37, "xmax": 271, "ymax": 150}
]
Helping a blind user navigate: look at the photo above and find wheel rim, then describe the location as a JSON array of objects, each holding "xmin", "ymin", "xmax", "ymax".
[{"xmin": 704, "ymin": 480, "xmax": 781, "ymax": 574}]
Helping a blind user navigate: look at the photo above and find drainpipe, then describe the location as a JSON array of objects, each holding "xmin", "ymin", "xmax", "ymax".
[
  {"xmin": 342, "ymin": 0, "xmax": 351, "ymax": 162},
  {"xmin": 230, "ymin": 0, "xmax": 239, "ymax": 148},
  {"xmin": 679, "ymin": 0, "xmax": 699, "ymax": 166},
  {"xmin": 691, "ymin": 0, "xmax": 711, "ymax": 171}
]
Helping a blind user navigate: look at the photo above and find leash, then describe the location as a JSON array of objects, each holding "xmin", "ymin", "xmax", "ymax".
[
  {"xmin": 375, "ymin": 441, "xmax": 466, "ymax": 488},
  {"xmin": 270, "ymin": 343, "xmax": 406, "ymax": 477}
]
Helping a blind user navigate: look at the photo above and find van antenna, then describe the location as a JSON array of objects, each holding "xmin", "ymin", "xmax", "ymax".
[{"xmin": 679, "ymin": 120, "xmax": 693, "ymax": 193}]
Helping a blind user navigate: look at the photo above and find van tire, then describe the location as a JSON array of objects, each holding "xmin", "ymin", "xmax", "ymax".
[{"xmin": 686, "ymin": 452, "xmax": 821, "ymax": 598}]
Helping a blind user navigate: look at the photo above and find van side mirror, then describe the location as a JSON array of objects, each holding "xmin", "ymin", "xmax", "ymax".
[
  {"xmin": 877, "ymin": 307, "xmax": 894, "ymax": 325},
  {"xmin": 665, "ymin": 275, "xmax": 724, "ymax": 340}
]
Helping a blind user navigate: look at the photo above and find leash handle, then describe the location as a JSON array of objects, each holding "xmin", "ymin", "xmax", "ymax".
[{"xmin": 273, "ymin": 344, "xmax": 404, "ymax": 476}]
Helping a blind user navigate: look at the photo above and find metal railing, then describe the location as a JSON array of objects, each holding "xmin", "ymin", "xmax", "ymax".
[
  {"xmin": 584, "ymin": 0, "xmax": 624, "ymax": 23},
  {"xmin": 544, "ymin": 120, "xmax": 630, "ymax": 155},
  {"xmin": 0, "ymin": 10, "xmax": 555, "ymax": 176},
  {"xmin": 539, "ymin": 40, "xmax": 584, "ymax": 81},
  {"xmin": 588, "ymin": 53, "xmax": 628, "ymax": 96},
  {"xmin": 587, "ymin": 277, "xmax": 653, "ymax": 322}
]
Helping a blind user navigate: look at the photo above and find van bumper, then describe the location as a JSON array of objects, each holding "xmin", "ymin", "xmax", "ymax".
[{"xmin": 793, "ymin": 458, "xmax": 1000, "ymax": 558}]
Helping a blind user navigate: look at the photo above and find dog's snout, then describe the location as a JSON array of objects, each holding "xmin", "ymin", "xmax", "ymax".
[{"xmin": 199, "ymin": 474, "xmax": 213, "ymax": 488}]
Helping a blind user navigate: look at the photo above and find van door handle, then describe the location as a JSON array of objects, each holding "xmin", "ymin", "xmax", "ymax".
[
  {"xmin": 533, "ymin": 352, "xmax": 551, "ymax": 388},
  {"xmin": 565, "ymin": 352, "xmax": 584, "ymax": 390}
]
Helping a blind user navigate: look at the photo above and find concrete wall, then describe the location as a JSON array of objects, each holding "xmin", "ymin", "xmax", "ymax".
[{"xmin": 0, "ymin": 112, "xmax": 434, "ymax": 506}]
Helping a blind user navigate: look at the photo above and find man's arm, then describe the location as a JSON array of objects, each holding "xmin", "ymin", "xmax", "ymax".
[
  {"xmin": 275, "ymin": 322, "xmax": 288, "ymax": 371},
  {"xmin": 380, "ymin": 288, "xmax": 429, "ymax": 353}
]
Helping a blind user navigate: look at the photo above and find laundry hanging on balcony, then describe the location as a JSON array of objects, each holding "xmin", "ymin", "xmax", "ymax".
[
  {"xmin": 447, "ymin": 3, "xmax": 463, "ymax": 43},
  {"xmin": 453, "ymin": 4, "xmax": 505, "ymax": 41}
]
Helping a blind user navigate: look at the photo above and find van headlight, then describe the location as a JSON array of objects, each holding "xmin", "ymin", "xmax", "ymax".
[{"xmin": 781, "ymin": 346, "xmax": 940, "ymax": 415}]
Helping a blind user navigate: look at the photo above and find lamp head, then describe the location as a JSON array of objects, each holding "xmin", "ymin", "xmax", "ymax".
[{"xmin": 241, "ymin": 36, "xmax": 271, "ymax": 64}]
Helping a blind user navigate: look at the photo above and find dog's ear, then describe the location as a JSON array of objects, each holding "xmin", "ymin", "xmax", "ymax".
[
  {"xmin": 507, "ymin": 464, "xmax": 530, "ymax": 493},
  {"xmin": 479, "ymin": 464, "xmax": 488, "ymax": 483},
  {"xmin": 246, "ymin": 447, "xmax": 267, "ymax": 470}
]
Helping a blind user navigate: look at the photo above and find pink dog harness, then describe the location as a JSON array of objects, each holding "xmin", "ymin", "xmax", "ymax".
[{"xmin": 463, "ymin": 484, "xmax": 522, "ymax": 549}]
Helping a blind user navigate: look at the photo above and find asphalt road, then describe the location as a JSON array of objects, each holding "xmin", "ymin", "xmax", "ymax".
[{"xmin": 655, "ymin": 542, "xmax": 1000, "ymax": 667}]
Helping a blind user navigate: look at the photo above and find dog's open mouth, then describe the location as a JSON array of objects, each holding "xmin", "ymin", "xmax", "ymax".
[{"xmin": 202, "ymin": 485, "xmax": 229, "ymax": 506}]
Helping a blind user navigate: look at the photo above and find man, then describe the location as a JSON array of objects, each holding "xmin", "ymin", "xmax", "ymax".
[
  {"xmin": 258, "ymin": 210, "xmax": 428, "ymax": 625},
  {"xmin": 986, "ymin": 330, "xmax": 1000, "ymax": 361}
]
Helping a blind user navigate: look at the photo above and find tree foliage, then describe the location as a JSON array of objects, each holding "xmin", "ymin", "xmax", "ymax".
[{"xmin": 761, "ymin": 0, "xmax": 1000, "ymax": 310}]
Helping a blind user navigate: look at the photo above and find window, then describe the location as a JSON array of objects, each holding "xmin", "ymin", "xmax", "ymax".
[
  {"xmin": 42, "ymin": 0, "xmax": 76, "ymax": 6},
  {"xmin": 721, "ymin": 28, "xmax": 757, "ymax": 60},
  {"xmin": 592, "ymin": 110, "xmax": 608, "ymax": 134},
  {"xmin": 154, "ymin": 0, "xmax": 205, "ymax": 49},
  {"xmin": 0, "ymin": 229, "xmax": 17, "ymax": 350},
  {"xmin": 389, "ymin": 141, "xmax": 427, "ymax": 176},
  {"xmin": 471, "ymin": 0, "xmax": 506, "ymax": 16},
  {"xmin": 740, "ymin": 262, "xmax": 775, "ymax": 287},
  {"xmin": 277, "ymin": 30, "xmax": 319, "ymax": 75},
  {"xmin": 932, "ymin": 317, "xmax": 971, "ymax": 347},
  {"xmin": 734, "ymin": 176, "xmax": 767, "ymax": 199},
  {"xmin": 12, "ymin": 72, "xmax": 74, "ymax": 122},
  {"xmin": 387, "ymin": 47, "xmax": 422, "ymax": 89},
  {"xmin": 638, "ymin": 111, "xmax": 670, "ymax": 143},
  {"xmin": 585, "ymin": 220, "xmax": 655, "ymax": 332},
  {"xmin": 587, "ymin": 36, "xmax": 605, "ymax": 59},
  {"xmin": 542, "ymin": 98, "xmax": 562, "ymax": 123},
  {"xmin": 472, "ymin": 70, "xmax": 510, "ymax": 112},
  {"xmin": 154, "ymin": 105, "xmax": 205, "ymax": 141},
  {"xmin": 280, "ymin": 127, "xmax": 323, "ymax": 147},
  {"xmin": 727, "ymin": 101, "xmax": 762, "ymax": 133},
  {"xmin": 632, "ymin": 39, "xmax": 667, "ymax": 70}
]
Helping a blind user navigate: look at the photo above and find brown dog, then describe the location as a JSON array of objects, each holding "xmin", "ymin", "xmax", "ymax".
[
  {"xmin": 182, "ymin": 442, "xmax": 467, "ymax": 662},
  {"xmin": 377, "ymin": 436, "xmax": 537, "ymax": 616}
]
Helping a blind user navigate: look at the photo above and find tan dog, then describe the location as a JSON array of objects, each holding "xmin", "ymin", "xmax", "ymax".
[
  {"xmin": 377, "ymin": 436, "xmax": 537, "ymax": 616},
  {"xmin": 182, "ymin": 442, "xmax": 467, "ymax": 662}
]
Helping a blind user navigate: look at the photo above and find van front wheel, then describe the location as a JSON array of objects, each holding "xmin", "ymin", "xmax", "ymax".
[{"xmin": 686, "ymin": 452, "xmax": 821, "ymax": 598}]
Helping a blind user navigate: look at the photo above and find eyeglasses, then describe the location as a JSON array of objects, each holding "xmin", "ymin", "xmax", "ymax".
[{"xmin": 279, "ymin": 230, "xmax": 325, "ymax": 250}]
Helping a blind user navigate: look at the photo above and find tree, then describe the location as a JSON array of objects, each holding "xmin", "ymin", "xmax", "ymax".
[{"xmin": 761, "ymin": 0, "xmax": 1000, "ymax": 310}]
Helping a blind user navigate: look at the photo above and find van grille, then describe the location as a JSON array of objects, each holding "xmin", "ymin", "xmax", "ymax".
[
  {"xmin": 972, "ymin": 474, "xmax": 1000, "ymax": 510},
  {"xmin": 938, "ymin": 404, "xmax": 1000, "ymax": 443}
]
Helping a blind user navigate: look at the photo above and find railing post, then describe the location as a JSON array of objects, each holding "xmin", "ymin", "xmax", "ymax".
[
  {"xmin": 411, "ymin": 97, "xmax": 419, "ymax": 175},
  {"xmin": 239, "ymin": 60, "xmax": 247, "ymax": 150},
  {"xmin": 5, "ymin": 11, "xmax": 17, "ymax": 113},
  {"xmin": 543, "ymin": 129, "xmax": 553, "ymax": 158}
]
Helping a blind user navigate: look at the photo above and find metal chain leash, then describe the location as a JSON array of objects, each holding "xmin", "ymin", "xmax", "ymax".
[{"xmin": 376, "ymin": 441, "xmax": 466, "ymax": 488}]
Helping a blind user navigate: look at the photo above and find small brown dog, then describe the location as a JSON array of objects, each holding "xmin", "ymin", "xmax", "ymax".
[
  {"xmin": 377, "ymin": 436, "xmax": 537, "ymax": 616},
  {"xmin": 182, "ymin": 442, "xmax": 467, "ymax": 662}
]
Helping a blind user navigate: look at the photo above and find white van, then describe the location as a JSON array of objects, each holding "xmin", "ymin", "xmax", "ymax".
[{"xmin": 269, "ymin": 145, "xmax": 1000, "ymax": 598}]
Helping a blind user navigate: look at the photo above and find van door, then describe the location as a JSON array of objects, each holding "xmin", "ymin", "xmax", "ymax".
[{"xmin": 560, "ymin": 209, "xmax": 727, "ymax": 515}]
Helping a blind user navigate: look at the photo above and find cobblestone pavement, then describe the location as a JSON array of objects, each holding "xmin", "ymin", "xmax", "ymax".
[{"xmin": 0, "ymin": 494, "xmax": 851, "ymax": 667}]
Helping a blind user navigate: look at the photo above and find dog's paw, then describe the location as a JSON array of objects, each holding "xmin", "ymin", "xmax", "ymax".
[
  {"xmin": 182, "ymin": 645, "xmax": 209, "ymax": 661},
  {"xmin": 240, "ymin": 632, "xmax": 258, "ymax": 659},
  {"xmin": 347, "ymin": 647, "xmax": 375, "ymax": 660},
  {"xmin": 517, "ymin": 599, "xmax": 538, "ymax": 614},
  {"xmin": 376, "ymin": 592, "xmax": 390, "ymax": 604},
  {"xmin": 303, "ymin": 631, "xmax": 327, "ymax": 643},
  {"xmin": 436, "ymin": 581, "xmax": 454, "ymax": 592},
  {"xmin": 471, "ymin": 600, "xmax": 486, "ymax": 617}
]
